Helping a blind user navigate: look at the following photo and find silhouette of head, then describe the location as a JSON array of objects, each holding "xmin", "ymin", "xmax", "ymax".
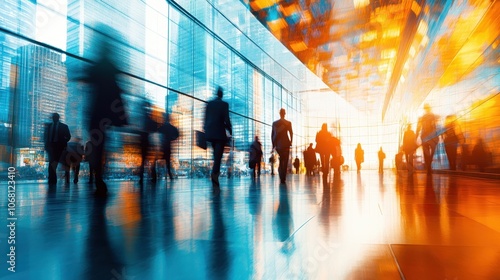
[
  {"xmin": 279, "ymin": 108, "xmax": 286, "ymax": 118},
  {"xmin": 423, "ymin": 103, "xmax": 431, "ymax": 113},
  {"xmin": 321, "ymin": 123, "xmax": 327, "ymax": 131},
  {"xmin": 52, "ymin": 113, "xmax": 60, "ymax": 123},
  {"xmin": 216, "ymin": 87, "xmax": 223, "ymax": 98}
]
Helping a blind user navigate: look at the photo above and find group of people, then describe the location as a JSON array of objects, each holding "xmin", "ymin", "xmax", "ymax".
[
  {"xmin": 353, "ymin": 144, "xmax": 386, "ymax": 173},
  {"xmin": 399, "ymin": 104, "xmax": 490, "ymax": 174}
]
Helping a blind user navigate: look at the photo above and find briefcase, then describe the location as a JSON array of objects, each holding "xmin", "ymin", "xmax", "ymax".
[{"xmin": 195, "ymin": 130, "xmax": 207, "ymax": 150}]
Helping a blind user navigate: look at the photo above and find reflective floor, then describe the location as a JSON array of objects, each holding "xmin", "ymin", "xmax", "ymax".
[{"xmin": 1, "ymin": 170, "xmax": 500, "ymax": 280}]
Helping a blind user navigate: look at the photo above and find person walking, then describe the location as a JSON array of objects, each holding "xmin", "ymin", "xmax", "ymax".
[
  {"xmin": 249, "ymin": 136, "xmax": 263, "ymax": 178},
  {"xmin": 403, "ymin": 124, "xmax": 417, "ymax": 174},
  {"xmin": 159, "ymin": 112, "xmax": 179, "ymax": 180},
  {"xmin": 293, "ymin": 156, "xmax": 300, "ymax": 174},
  {"xmin": 271, "ymin": 108, "xmax": 293, "ymax": 184},
  {"xmin": 78, "ymin": 25, "xmax": 129, "ymax": 195},
  {"xmin": 378, "ymin": 147, "xmax": 386, "ymax": 173},
  {"xmin": 204, "ymin": 87, "xmax": 232, "ymax": 193},
  {"xmin": 305, "ymin": 143, "xmax": 315, "ymax": 175},
  {"xmin": 44, "ymin": 113, "xmax": 71, "ymax": 185},
  {"xmin": 315, "ymin": 123, "xmax": 332, "ymax": 179},
  {"xmin": 442, "ymin": 115, "xmax": 460, "ymax": 170},
  {"xmin": 354, "ymin": 143, "xmax": 364, "ymax": 172},
  {"xmin": 416, "ymin": 104, "xmax": 439, "ymax": 174}
]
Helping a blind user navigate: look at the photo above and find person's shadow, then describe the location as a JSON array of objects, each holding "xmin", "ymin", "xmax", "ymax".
[
  {"xmin": 247, "ymin": 178, "xmax": 262, "ymax": 216},
  {"xmin": 207, "ymin": 194, "xmax": 230, "ymax": 280},
  {"xmin": 319, "ymin": 180, "xmax": 331, "ymax": 237},
  {"xmin": 83, "ymin": 196, "xmax": 124, "ymax": 279},
  {"xmin": 273, "ymin": 185, "xmax": 294, "ymax": 254}
]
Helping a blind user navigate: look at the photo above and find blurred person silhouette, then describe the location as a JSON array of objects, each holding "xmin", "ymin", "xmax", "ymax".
[
  {"xmin": 269, "ymin": 152, "xmax": 276, "ymax": 175},
  {"xmin": 403, "ymin": 124, "xmax": 417, "ymax": 175},
  {"xmin": 203, "ymin": 87, "xmax": 232, "ymax": 193},
  {"xmin": 272, "ymin": 108, "xmax": 293, "ymax": 184},
  {"xmin": 158, "ymin": 112, "xmax": 179, "ymax": 180},
  {"xmin": 293, "ymin": 156, "xmax": 300, "ymax": 174},
  {"xmin": 139, "ymin": 99, "xmax": 159, "ymax": 184},
  {"xmin": 354, "ymin": 143, "xmax": 364, "ymax": 172},
  {"xmin": 249, "ymin": 135, "xmax": 263, "ymax": 178},
  {"xmin": 472, "ymin": 138, "xmax": 488, "ymax": 172},
  {"xmin": 395, "ymin": 148, "xmax": 404, "ymax": 172},
  {"xmin": 315, "ymin": 123, "xmax": 332, "ymax": 179},
  {"xmin": 304, "ymin": 143, "xmax": 315, "ymax": 176},
  {"xmin": 416, "ymin": 104, "xmax": 439, "ymax": 174},
  {"xmin": 78, "ymin": 24, "xmax": 128, "ymax": 195},
  {"xmin": 330, "ymin": 135, "xmax": 342, "ymax": 178},
  {"xmin": 378, "ymin": 147, "xmax": 386, "ymax": 173},
  {"xmin": 44, "ymin": 113, "xmax": 71, "ymax": 185},
  {"xmin": 62, "ymin": 137, "xmax": 84, "ymax": 184},
  {"xmin": 442, "ymin": 115, "xmax": 460, "ymax": 170},
  {"xmin": 84, "ymin": 140, "xmax": 95, "ymax": 183}
]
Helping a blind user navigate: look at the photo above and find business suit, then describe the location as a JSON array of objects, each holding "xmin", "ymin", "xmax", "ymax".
[
  {"xmin": 44, "ymin": 119, "xmax": 71, "ymax": 184},
  {"xmin": 272, "ymin": 111, "xmax": 293, "ymax": 184},
  {"xmin": 204, "ymin": 93, "xmax": 232, "ymax": 189}
]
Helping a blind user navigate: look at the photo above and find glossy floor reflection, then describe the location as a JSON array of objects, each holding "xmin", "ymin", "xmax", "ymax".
[{"xmin": 1, "ymin": 171, "xmax": 500, "ymax": 279}]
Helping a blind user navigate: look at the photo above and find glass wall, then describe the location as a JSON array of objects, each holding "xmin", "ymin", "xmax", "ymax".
[{"xmin": 0, "ymin": 0, "xmax": 323, "ymax": 179}]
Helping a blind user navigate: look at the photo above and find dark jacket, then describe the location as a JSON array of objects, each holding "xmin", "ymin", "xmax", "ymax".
[
  {"xmin": 203, "ymin": 97, "xmax": 232, "ymax": 141},
  {"xmin": 44, "ymin": 121, "xmax": 71, "ymax": 150},
  {"xmin": 315, "ymin": 129, "xmax": 332, "ymax": 155},
  {"xmin": 272, "ymin": 119, "xmax": 293, "ymax": 150}
]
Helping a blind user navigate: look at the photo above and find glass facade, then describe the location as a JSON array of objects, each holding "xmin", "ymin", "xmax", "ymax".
[
  {"xmin": 0, "ymin": 0, "xmax": 327, "ymax": 178},
  {"xmin": 0, "ymin": 0, "xmax": 498, "ymax": 177}
]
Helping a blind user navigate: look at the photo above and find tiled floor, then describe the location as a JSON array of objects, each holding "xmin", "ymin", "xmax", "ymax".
[{"xmin": 1, "ymin": 170, "xmax": 500, "ymax": 279}]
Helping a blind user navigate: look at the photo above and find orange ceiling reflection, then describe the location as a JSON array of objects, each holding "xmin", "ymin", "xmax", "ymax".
[{"xmin": 244, "ymin": 0, "xmax": 499, "ymax": 119}]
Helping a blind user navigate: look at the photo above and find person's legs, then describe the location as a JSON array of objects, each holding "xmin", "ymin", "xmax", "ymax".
[
  {"xmin": 405, "ymin": 152, "xmax": 414, "ymax": 174},
  {"xmin": 277, "ymin": 148, "xmax": 290, "ymax": 183},
  {"xmin": 90, "ymin": 130, "xmax": 107, "ymax": 193},
  {"xmin": 320, "ymin": 153, "xmax": 329, "ymax": 176},
  {"xmin": 64, "ymin": 163, "xmax": 70, "ymax": 184},
  {"xmin": 73, "ymin": 162, "xmax": 80, "ymax": 183},
  {"xmin": 445, "ymin": 143, "xmax": 457, "ymax": 170},
  {"xmin": 211, "ymin": 140, "xmax": 224, "ymax": 188},
  {"xmin": 48, "ymin": 146, "xmax": 64, "ymax": 184},
  {"xmin": 166, "ymin": 143, "xmax": 173, "ymax": 179}
]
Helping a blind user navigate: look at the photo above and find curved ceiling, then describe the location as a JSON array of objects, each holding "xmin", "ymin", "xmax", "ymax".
[{"xmin": 241, "ymin": 0, "xmax": 500, "ymax": 120}]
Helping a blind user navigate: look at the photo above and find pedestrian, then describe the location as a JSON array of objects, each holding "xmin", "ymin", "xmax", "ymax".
[
  {"xmin": 271, "ymin": 108, "xmax": 293, "ymax": 184},
  {"xmin": 378, "ymin": 147, "xmax": 386, "ymax": 173},
  {"xmin": 416, "ymin": 104, "xmax": 439, "ymax": 174},
  {"xmin": 203, "ymin": 87, "xmax": 232, "ymax": 193},
  {"xmin": 355, "ymin": 143, "xmax": 364, "ymax": 172}
]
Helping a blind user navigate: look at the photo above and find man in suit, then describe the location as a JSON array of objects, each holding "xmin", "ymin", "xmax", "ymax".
[
  {"xmin": 204, "ymin": 87, "xmax": 232, "ymax": 193},
  {"xmin": 44, "ymin": 113, "xmax": 71, "ymax": 185},
  {"xmin": 272, "ymin": 108, "xmax": 293, "ymax": 184}
]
